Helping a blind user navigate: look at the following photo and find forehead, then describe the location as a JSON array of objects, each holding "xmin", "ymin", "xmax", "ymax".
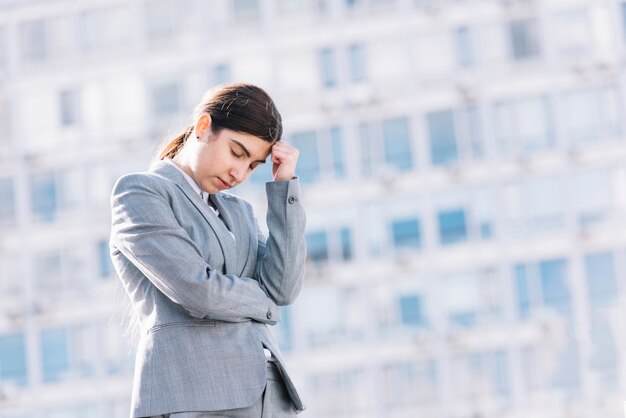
[{"xmin": 221, "ymin": 129, "xmax": 273, "ymax": 157}]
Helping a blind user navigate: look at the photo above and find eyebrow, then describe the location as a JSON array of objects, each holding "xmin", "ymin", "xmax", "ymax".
[{"xmin": 230, "ymin": 139, "xmax": 267, "ymax": 164}]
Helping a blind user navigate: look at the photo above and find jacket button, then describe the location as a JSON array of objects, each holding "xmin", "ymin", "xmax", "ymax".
[
  {"xmin": 288, "ymin": 196, "xmax": 296, "ymax": 204},
  {"xmin": 266, "ymin": 310, "xmax": 272, "ymax": 320}
]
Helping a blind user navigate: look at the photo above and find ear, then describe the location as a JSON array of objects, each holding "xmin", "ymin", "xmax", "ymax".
[{"xmin": 194, "ymin": 113, "xmax": 212, "ymax": 141}]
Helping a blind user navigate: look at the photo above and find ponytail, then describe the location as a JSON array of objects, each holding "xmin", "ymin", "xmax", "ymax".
[{"xmin": 157, "ymin": 125, "xmax": 194, "ymax": 160}]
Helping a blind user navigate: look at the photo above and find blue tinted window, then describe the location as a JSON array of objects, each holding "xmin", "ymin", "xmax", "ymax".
[
  {"xmin": 19, "ymin": 20, "xmax": 46, "ymax": 63},
  {"xmin": 359, "ymin": 123, "xmax": 374, "ymax": 177},
  {"xmin": 152, "ymin": 81, "xmax": 181, "ymax": 116},
  {"xmin": 214, "ymin": 63, "xmax": 231, "ymax": 85},
  {"xmin": 455, "ymin": 26, "xmax": 474, "ymax": 68},
  {"xmin": 275, "ymin": 306, "xmax": 293, "ymax": 352},
  {"xmin": 60, "ymin": 89, "xmax": 79, "ymax": 126},
  {"xmin": 0, "ymin": 178, "xmax": 15, "ymax": 226},
  {"xmin": 330, "ymin": 127, "xmax": 345, "ymax": 177},
  {"xmin": 248, "ymin": 161, "xmax": 272, "ymax": 184},
  {"xmin": 0, "ymin": 333, "xmax": 27, "ymax": 386},
  {"xmin": 306, "ymin": 231, "xmax": 328, "ymax": 263},
  {"xmin": 233, "ymin": 0, "xmax": 260, "ymax": 22},
  {"xmin": 319, "ymin": 48, "xmax": 337, "ymax": 88},
  {"xmin": 391, "ymin": 218, "xmax": 421, "ymax": 250},
  {"xmin": 291, "ymin": 131, "xmax": 320, "ymax": 184},
  {"xmin": 438, "ymin": 209, "xmax": 467, "ymax": 245},
  {"xmin": 585, "ymin": 252, "xmax": 617, "ymax": 307},
  {"xmin": 41, "ymin": 328, "xmax": 70, "ymax": 382},
  {"xmin": 30, "ymin": 172, "xmax": 57, "ymax": 222},
  {"xmin": 340, "ymin": 227, "xmax": 352, "ymax": 260},
  {"xmin": 399, "ymin": 294, "xmax": 424, "ymax": 327},
  {"xmin": 623, "ymin": 4, "xmax": 626, "ymax": 42},
  {"xmin": 539, "ymin": 259, "xmax": 570, "ymax": 313},
  {"xmin": 348, "ymin": 44, "xmax": 366, "ymax": 83},
  {"xmin": 515, "ymin": 264, "xmax": 531, "ymax": 319},
  {"xmin": 427, "ymin": 110, "xmax": 458, "ymax": 166},
  {"xmin": 382, "ymin": 117, "xmax": 413, "ymax": 171},
  {"xmin": 510, "ymin": 18, "xmax": 540, "ymax": 60},
  {"xmin": 98, "ymin": 240, "xmax": 113, "ymax": 279}
]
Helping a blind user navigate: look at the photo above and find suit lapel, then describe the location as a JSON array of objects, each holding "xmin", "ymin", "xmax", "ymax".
[
  {"xmin": 212, "ymin": 193, "xmax": 254, "ymax": 277},
  {"xmin": 150, "ymin": 161, "xmax": 237, "ymax": 274}
]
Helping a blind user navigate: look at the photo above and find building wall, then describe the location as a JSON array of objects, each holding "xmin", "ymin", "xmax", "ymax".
[{"xmin": 1, "ymin": 0, "xmax": 626, "ymax": 417}]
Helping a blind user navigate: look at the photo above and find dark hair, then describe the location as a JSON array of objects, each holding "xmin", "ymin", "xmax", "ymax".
[{"xmin": 158, "ymin": 83, "xmax": 283, "ymax": 160}]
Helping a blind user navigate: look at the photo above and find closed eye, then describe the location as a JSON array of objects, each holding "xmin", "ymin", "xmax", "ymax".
[{"xmin": 231, "ymin": 149, "xmax": 244, "ymax": 158}]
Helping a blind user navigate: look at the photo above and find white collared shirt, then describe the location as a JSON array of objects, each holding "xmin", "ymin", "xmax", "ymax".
[{"xmin": 164, "ymin": 158, "xmax": 220, "ymax": 217}]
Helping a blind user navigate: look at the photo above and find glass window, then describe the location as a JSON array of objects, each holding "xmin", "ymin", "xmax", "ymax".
[
  {"xmin": 0, "ymin": 178, "xmax": 16, "ymax": 226},
  {"xmin": 348, "ymin": 43, "xmax": 366, "ymax": 83},
  {"xmin": 330, "ymin": 127, "xmax": 346, "ymax": 178},
  {"xmin": 61, "ymin": 168, "xmax": 87, "ymax": 212},
  {"xmin": 60, "ymin": 89, "xmax": 79, "ymax": 127},
  {"xmin": 444, "ymin": 270, "xmax": 503, "ymax": 327},
  {"xmin": 291, "ymin": 131, "xmax": 320, "ymax": 184},
  {"xmin": 382, "ymin": 361, "xmax": 437, "ymax": 409},
  {"xmin": 0, "ymin": 333, "xmax": 27, "ymax": 386},
  {"xmin": 301, "ymin": 287, "xmax": 366, "ymax": 347},
  {"xmin": 41, "ymin": 328, "xmax": 70, "ymax": 382},
  {"xmin": 438, "ymin": 209, "xmax": 467, "ymax": 245},
  {"xmin": 19, "ymin": 19, "xmax": 47, "ymax": 64},
  {"xmin": 427, "ymin": 110, "xmax": 458, "ymax": 166},
  {"xmin": 382, "ymin": 117, "xmax": 413, "ymax": 171},
  {"xmin": 151, "ymin": 80, "xmax": 181, "ymax": 117},
  {"xmin": 391, "ymin": 218, "xmax": 421, "ymax": 250},
  {"xmin": 509, "ymin": 18, "xmax": 540, "ymax": 60},
  {"xmin": 80, "ymin": 6, "xmax": 132, "ymax": 53},
  {"xmin": 515, "ymin": 264, "xmax": 531, "ymax": 319},
  {"xmin": 306, "ymin": 230, "xmax": 328, "ymax": 263},
  {"xmin": 319, "ymin": 48, "xmax": 337, "ymax": 88},
  {"xmin": 552, "ymin": 11, "xmax": 590, "ymax": 60},
  {"xmin": 584, "ymin": 252, "xmax": 617, "ymax": 308},
  {"xmin": 540, "ymin": 259, "xmax": 570, "ymax": 313},
  {"xmin": 454, "ymin": 26, "xmax": 474, "ymax": 68},
  {"xmin": 494, "ymin": 96, "xmax": 553, "ymax": 155},
  {"xmin": 30, "ymin": 171, "xmax": 57, "ymax": 222},
  {"xmin": 399, "ymin": 294, "xmax": 424, "ymax": 327},
  {"xmin": 517, "ymin": 259, "xmax": 571, "ymax": 318},
  {"xmin": 272, "ymin": 306, "xmax": 293, "ymax": 352},
  {"xmin": 561, "ymin": 86, "xmax": 622, "ymax": 144},
  {"xmin": 576, "ymin": 169, "xmax": 611, "ymax": 226},
  {"xmin": 101, "ymin": 322, "xmax": 133, "ymax": 375},
  {"xmin": 359, "ymin": 123, "xmax": 375, "ymax": 177},
  {"xmin": 453, "ymin": 351, "xmax": 509, "ymax": 400},
  {"xmin": 309, "ymin": 368, "xmax": 370, "ymax": 416},
  {"xmin": 526, "ymin": 176, "xmax": 564, "ymax": 232},
  {"xmin": 145, "ymin": 0, "xmax": 179, "ymax": 43},
  {"xmin": 41, "ymin": 326, "xmax": 96, "ymax": 383},
  {"xmin": 98, "ymin": 240, "xmax": 114, "ymax": 279},
  {"xmin": 232, "ymin": 0, "xmax": 261, "ymax": 22},
  {"xmin": 214, "ymin": 63, "xmax": 231, "ymax": 85},
  {"xmin": 340, "ymin": 227, "xmax": 352, "ymax": 260}
]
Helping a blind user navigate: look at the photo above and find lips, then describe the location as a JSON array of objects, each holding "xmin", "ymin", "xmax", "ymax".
[{"xmin": 217, "ymin": 178, "xmax": 231, "ymax": 189}]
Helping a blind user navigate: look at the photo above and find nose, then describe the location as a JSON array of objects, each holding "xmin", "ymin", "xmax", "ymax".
[{"xmin": 229, "ymin": 161, "xmax": 247, "ymax": 184}]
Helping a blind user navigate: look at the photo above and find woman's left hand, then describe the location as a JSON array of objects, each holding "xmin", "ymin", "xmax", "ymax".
[{"xmin": 271, "ymin": 141, "xmax": 299, "ymax": 181}]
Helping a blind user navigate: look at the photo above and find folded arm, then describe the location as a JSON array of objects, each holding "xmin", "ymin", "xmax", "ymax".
[{"xmin": 110, "ymin": 173, "xmax": 279, "ymax": 324}]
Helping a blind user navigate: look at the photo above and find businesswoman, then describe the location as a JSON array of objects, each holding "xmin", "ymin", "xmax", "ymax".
[{"xmin": 109, "ymin": 83, "xmax": 306, "ymax": 417}]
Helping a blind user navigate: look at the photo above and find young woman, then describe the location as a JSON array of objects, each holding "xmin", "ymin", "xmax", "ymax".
[{"xmin": 109, "ymin": 83, "xmax": 306, "ymax": 417}]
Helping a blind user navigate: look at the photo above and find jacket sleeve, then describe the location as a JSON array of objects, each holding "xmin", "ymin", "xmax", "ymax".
[
  {"xmin": 110, "ymin": 173, "xmax": 280, "ymax": 323},
  {"xmin": 254, "ymin": 178, "xmax": 307, "ymax": 306}
]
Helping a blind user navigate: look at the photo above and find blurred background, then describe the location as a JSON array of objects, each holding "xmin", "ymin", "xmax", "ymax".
[{"xmin": 0, "ymin": 0, "xmax": 625, "ymax": 417}]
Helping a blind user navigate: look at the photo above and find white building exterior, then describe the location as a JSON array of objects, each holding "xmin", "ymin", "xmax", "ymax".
[{"xmin": 1, "ymin": 0, "xmax": 626, "ymax": 417}]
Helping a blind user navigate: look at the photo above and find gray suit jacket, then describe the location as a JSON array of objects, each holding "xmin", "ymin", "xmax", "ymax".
[{"xmin": 109, "ymin": 160, "xmax": 306, "ymax": 417}]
